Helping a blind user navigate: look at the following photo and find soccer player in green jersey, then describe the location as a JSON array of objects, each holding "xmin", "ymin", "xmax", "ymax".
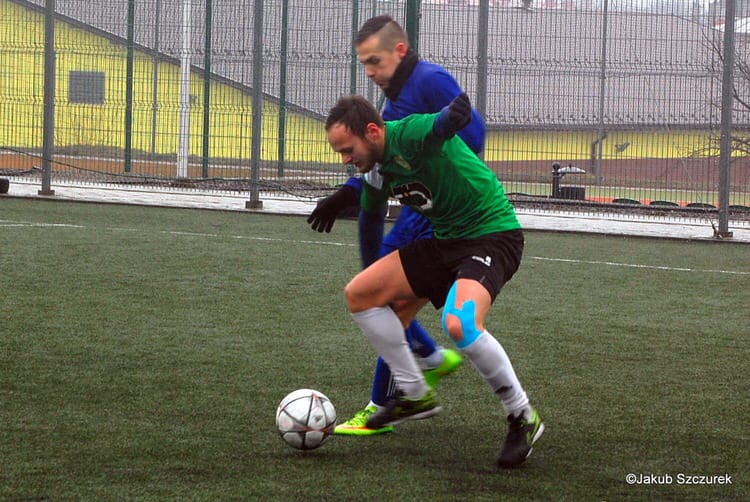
[{"xmin": 323, "ymin": 93, "xmax": 544, "ymax": 468}]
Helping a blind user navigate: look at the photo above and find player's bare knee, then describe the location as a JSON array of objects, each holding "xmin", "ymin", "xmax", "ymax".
[
  {"xmin": 442, "ymin": 313, "xmax": 464, "ymax": 342},
  {"xmin": 344, "ymin": 278, "xmax": 383, "ymax": 312},
  {"xmin": 344, "ymin": 281, "xmax": 366, "ymax": 312},
  {"xmin": 441, "ymin": 282, "xmax": 483, "ymax": 349}
]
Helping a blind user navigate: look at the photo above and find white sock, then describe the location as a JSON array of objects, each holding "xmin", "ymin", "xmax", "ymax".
[
  {"xmin": 460, "ymin": 330, "xmax": 530, "ymax": 417},
  {"xmin": 351, "ymin": 307, "xmax": 428, "ymax": 398},
  {"xmin": 417, "ymin": 346, "xmax": 444, "ymax": 371}
]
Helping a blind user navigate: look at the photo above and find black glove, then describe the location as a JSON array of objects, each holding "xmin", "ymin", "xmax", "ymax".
[
  {"xmin": 432, "ymin": 92, "xmax": 472, "ymax": 140},
  {"xmin": 307, "ymin": 185, "xmax": 359, "ymax": 233}
]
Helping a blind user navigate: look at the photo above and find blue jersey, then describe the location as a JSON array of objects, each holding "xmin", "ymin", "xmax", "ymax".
[
  {"xmin": 347, "ymin": 56, "xmax": 486, "ymax": 263},
  {"xmin": 382, "ymin": 60, "xmax": 485, "ymax": 154}
]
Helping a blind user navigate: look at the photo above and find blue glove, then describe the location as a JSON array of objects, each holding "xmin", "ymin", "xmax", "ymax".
[{"xmin": 432, "ymin": 93, "xmax": 472, "ymax": 140}]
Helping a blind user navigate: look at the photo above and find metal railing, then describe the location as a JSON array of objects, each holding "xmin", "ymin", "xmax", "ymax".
[{"xmin": 0, "ymin": 0, "xmax": 748, "ymax": 231}]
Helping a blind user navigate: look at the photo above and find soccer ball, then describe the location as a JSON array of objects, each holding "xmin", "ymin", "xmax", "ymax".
[{"xmin": 275, "ymin": 388, "xmax": 336, "ymax": 450}]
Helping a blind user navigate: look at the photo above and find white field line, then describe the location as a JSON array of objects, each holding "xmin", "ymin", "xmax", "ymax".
[
  {"xmin": 0, "ymin": 220, "xmax": 357, "ymax": 248},
  {"xmin": 527, "ymin": 256, "xmax": 750, "ymax": 276},
  {"xmin": 0, "ymin": 221, "xmax": 85, "ymax": 228},
  {"xmin": 3, "ymin": 219, "xmax": 748, "ymax": 276},
  {"xmin": 165, "ymin": 230, "xmax": 356, "ymax": 248}
]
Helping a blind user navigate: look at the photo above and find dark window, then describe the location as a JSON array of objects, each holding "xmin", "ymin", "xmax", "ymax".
[{"xmin": 69, "ymin": 71, "xmax": 105, "ymax": 104}]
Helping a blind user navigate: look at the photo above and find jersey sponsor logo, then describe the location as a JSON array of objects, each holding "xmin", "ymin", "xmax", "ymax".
[
  {"xmin": 471, "ymin": 255, "xmax": 492, "ymax": 267},
  {"xmin": 392, "ymin": 182, "xmax": 432, "ymax": 211}
]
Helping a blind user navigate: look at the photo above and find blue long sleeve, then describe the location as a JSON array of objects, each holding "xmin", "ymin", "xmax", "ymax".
[
  {"xmin": 343, "ymin": 176, "xmax": 363, "ymax": 196},
  {"xmin": 358, "ymin": 204, "xmax": 387, "ymax": 268},
  {"xmin": 343, "ymin": 175, "xmax": 385, "ymax": 267}
]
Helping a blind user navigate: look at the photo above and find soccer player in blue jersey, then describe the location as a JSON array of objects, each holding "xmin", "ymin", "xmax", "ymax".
[{"xmin": 308, "ymin": 15, "xmax": 485, "ymax": 435}]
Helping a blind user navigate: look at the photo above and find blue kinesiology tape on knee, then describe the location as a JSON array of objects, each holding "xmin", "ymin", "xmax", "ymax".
[{"xmin": 441, "ymin": 283, "xmax": 483, "ymax": 349}]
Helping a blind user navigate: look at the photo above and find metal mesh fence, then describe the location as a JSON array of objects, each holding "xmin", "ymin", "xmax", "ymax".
[{"xmin": 0, "ymin": 0, "xmax": 749, "ymax": 224}]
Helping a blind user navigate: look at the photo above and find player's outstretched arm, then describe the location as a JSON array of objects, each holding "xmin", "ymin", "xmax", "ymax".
[
  {"xmin": 432, "ymin": 92, "xmax": 472, "ymax": 141},
  {"xmin": 307, "ymin": 184, "xmax": 359, "ymax": 233}
]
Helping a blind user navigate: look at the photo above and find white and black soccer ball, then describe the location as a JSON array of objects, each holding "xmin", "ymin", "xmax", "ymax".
[{"xmin": 275, "ymin": 388, "xmax": 336, "ymax": 450}]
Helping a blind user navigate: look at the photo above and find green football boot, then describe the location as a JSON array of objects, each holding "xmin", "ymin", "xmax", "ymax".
[
  {"xmin": 334, "ymin": 404, "xmax": 394, "ymax": 436},
  {"xmin": 366, "ymin": 388, "xmax": 441, "ymax": 429},
  {"xmin": 423, "ymin": 348, "xmax": 463, "ymax": 388}
]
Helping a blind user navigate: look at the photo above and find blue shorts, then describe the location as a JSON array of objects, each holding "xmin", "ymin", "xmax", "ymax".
[{"xmin": 380, "ymin": 206, "xmax": 433, "ymax": 257}]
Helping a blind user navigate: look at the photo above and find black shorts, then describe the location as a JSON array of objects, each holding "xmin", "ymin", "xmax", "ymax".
[{"xmin": 398, "ymin": 229, "xmax": 524, "ymax": 309}]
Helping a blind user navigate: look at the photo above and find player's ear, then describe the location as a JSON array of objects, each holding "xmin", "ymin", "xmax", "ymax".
[
  {"xmin": 394, "ymin": 41, "xmax": 408, "ymax": 58},
  {"xmin": 365, "ymin": 122, "xmax": 383, "ymax": 141}
]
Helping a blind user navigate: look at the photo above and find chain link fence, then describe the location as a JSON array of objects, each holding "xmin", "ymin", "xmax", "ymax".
[{"xmin": 1, "ymin": 0, "xmax": 749, "ymax": 225}]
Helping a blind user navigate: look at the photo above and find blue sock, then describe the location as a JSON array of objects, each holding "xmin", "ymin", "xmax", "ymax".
[
  {"xmin": 370, "ymin": 356, "xmax": 395, "ymax": 407},
  {"xmin": 405, "ymin": 320, "xmax": 438, "ymax": 358},
  {"xmin": 369, "ymin": 322, "xmax": 439, "ymax": 406}
]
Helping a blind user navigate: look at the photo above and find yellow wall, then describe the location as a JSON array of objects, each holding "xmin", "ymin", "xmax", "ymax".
[
  {"xmin": 0, "ymin": 1, "xmax": 733, "ymax": 168},
  {"xmin": 0, "ymin": 1, "xmax": 336, "ymax": 164},
  {"xmin": 485, "ymin": 130, "xmax": 719, "ymax": 162}
]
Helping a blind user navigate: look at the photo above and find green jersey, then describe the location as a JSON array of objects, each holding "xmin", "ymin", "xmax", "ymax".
[{"xmin": 361, "ymin": 113, "xmax": 520, "ymax": 240}]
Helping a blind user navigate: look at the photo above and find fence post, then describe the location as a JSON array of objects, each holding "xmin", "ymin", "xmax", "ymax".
[
  {"xmin": 405, "ymin": 0, "xmax": 420, "ymax": 52},
  {"xmin": 124, "ymin": 0, "xmax": 134, "ymax": 173},
  {"xmin": 40, "ymin": 0, "xmax": 56, "ymax": 196},
  {"xmin": 277, "ymin": 0, "xmax": 289, "ymax": 177},
  {"xmin": 202, "ymin": 0, "xmax": 213, "ymax": 179},
  {"xmin": 593, "ymin": 0, "xmax": 609, "ymax": 186},
  {"xmin": 177, "ymin": 0, "xmax": 191, "ymax": 179},
  {"xmin": 246, "ymin": 0, "xmax": 263, "ymax": 209},
  {"xmin": 476, "ymin": 0, "xmax": 489, "ymax": 161},
  {"xmin": 717, "ymin": 0, "xmax": 735, "ymax": 238},
  {"xmin": 350, "ymin": 0, "xmax": 359, "ymax": 96},
  {"xmin": 150, "ymin": 0, "xmax": 162, "ymax": 157}
]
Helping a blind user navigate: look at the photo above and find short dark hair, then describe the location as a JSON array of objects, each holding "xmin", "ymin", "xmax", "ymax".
[
  {"xmin": 326, "ymin": 95, "xmax": 384, "ymax": 136},
  {"xmin": 355, "ymin": 15, "xmax": 407, "ymax": 49}
]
